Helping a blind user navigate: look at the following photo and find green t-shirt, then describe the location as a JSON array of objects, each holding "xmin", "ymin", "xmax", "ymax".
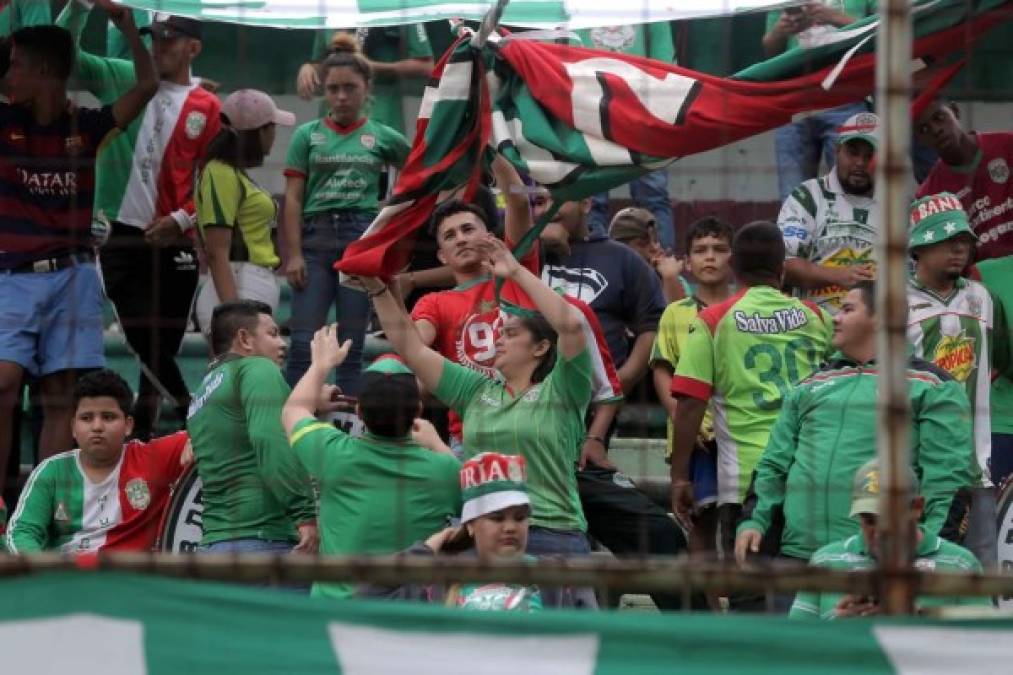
[
  {"xmin": 186, "ymin": 355, "xmax": 316, "ymax": 546},
  {"xmin": 434, "ymin": 349, "xmax": 594, "ymax": 532},
  {"xmin": 972, "ymin": 256, "xmax": 1013, "ymax": 434},
  {"xmin": 288, "ymin": 418, "xmax": 461, "ymax": 599},
  {"xmin": 0, "ymin": 0, "xmax": 52, "ymax": 36},
  {"xmin": 284, "ymin": 116, "xmax": 409, "ymax": 217},
  {"xmin": 197, "ymin": 159, "xmax": 280, "ymax": 269},
  {"xmin": 671, "ymin": 286, "xmax": 833, "ymax": 504},
  {"xmin": 790, "ymin": 531, "xmax": 990, "ymax": 619},
  {"xmin": 311, "ymin": 25, "xmax": 432, "ymax": 133},
  {"xmin": 575, "ymin": 22, "xmax": 675, "ymax": 62},
  {"xmin": 765, "ymin": 1, "xmax": 875, "ymax": 52}
]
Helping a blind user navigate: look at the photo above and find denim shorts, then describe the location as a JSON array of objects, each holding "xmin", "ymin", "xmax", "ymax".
[{"xmin": 0, "ymin": 261, "xmax": 104, "ymax": 376}]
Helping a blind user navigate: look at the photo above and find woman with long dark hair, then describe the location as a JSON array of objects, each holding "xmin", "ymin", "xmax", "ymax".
[
  {"xmin": 282, "ymin": 34, "xmax": 410, "ymax": 393},
  {"xmin": 194, "ymin": 89, "xmax": 294, "ymax": 335},
  {"xmin": 361, "ymin": 235, "xmax": 596, "ymax": 566}
]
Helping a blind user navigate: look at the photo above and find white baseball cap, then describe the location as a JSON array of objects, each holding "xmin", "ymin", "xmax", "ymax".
[{"xmin": 220, "ymin": 89, "xmax": 296, "ymax": 131}]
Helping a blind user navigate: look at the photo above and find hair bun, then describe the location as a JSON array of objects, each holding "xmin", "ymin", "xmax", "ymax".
[{"xmin": 328, "ymin": 32, "xmax": 361, "ymax": 56}]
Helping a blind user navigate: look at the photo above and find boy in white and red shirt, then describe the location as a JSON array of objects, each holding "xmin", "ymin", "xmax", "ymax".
[
  {"xmin": 915, "ymin": 97, "xmax": 1013, "ymax": 262},
  {"xmin": 5, "ymin": 370, "xmax": 190, "ymax": 554}
]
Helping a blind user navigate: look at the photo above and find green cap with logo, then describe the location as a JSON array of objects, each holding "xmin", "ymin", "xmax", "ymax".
[
  {"xmin": 909, "ymin": 192, "xmax": 978, "ymax": 250},
  {"xmin": 850, "ymin": 459, "xmax": 920, "ymax": 517}
]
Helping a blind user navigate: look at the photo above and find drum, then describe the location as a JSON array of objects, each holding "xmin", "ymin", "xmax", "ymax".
[
  {"xmin": 997, "ymin": 476, "xmax": 1013, "ymax": 608},
  {"xmin": 154, "ymin": 403, "xmax": 365, "ymax": 552},
  {"xmin": 155, "ymin": 463, "xmax": 204, "ymax": 552}
]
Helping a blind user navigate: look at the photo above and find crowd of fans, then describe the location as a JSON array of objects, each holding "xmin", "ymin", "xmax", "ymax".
[{"xmin": 1, "ymin": 1, "xmax": 1012, "ymax": 619}]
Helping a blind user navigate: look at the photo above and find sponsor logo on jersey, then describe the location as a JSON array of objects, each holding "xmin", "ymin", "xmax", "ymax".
[
  {"xmin": 812, "ymin": 247, "xmax": 874, "ymax": 309},
  {"xmin": 360, "ymin": 133, "xmax": 376, "ymax": 150},
  {"xmin": 521, "ymin": 386, "xmax": 542, "ymax": 403},
  {"xmin": 932, "ymin": 332, "xmax": 976, "ymax": 382},
  {"xmin": 914, "ymin": 558, "xmax": 937, "ymax": 571},
  {"xmin": 310, "ymin": 132, "xmax": 327, "ymax": 145},
  {"xmin": 589, "ymin": 25, "xmax": 636, "ymax": 51},
  {"xmin": 125, "ymin": 478, "xmax": 151, "ymax": 511},
  {"xmin": 457, "ymin": 584, "xmax": 535, "ymax": 611},
  {"xmin": 479, "ymin": 391, "xmax": 502, "ymax": 408},
  {"xmin": 187, "ymin": 370, "xmax": 226, "ymax": 418},
  {"xmin": 734, "ymin": 307, "xmax": 810, "ymax": 334},
  {"xmin": 989, "ymin": 158, "xmax": 1010, "ymax": 184},
  {"xmin": 54, "ymin": 501, "xmax": 70, "ymax": 522},
  {"xmin": 65, "ymin": 135, "xmax": 85, "ymax": 156},
  {"xmin": 185, "ymin": 111, "xmax": 208, "ymax": 140}
]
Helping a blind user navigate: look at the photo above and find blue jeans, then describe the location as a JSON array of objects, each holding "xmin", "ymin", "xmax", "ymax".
[
  {"xmin": 588, "ymin": 168, "xmax": 675, "ymax": 250},
  {"xmin": 525, "ymin": 526, "xmax": 593, "ymax": 556},
  {"xmin": 993, "ymin": 433, "xmax": 1013, "ymax": 489},
  {"xmin": 285, "ymin": 211, "xmax": 374, "ymax": 395},
  {"xmin": 774, "ymin": 102, "xmax": 868, "ymax": 201}
]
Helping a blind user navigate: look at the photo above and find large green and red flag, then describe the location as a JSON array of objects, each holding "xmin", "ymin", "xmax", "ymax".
[{"xmin": 337, "ymin": 0, "xmax": 1012, "ymax": 278}]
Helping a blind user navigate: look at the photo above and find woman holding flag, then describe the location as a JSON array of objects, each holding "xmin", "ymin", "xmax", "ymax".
[
  {"xmin": 282, "ymin": 33, "xmax": 410, "ymax": 393},
  {"xmin": 360, "ymin": 235, "xmax": 598, "ymax": 575}
]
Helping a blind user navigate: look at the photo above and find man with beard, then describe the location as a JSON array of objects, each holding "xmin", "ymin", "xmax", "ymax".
[
  {"xmin": 907, "ymin": 193, "xmax": 1013, "ymax": 568},
  {"xmin": 777, "ymin": 112, "xmax": 879, "ymax": 315}
]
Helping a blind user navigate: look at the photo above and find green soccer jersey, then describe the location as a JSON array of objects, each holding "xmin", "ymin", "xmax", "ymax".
[
  {"xmin": 971, "ymin": 257, "xmax": 1013, "ymax": 435},
  {"xmin": 575, "ymin": 22, "xmax": 676, "ymax": 62},
  {"xmin": 311, "ymin": 25, "xmax": 432, "ymax": 133},
  {"xmin": 790, "ymin": 531, "xmax": 989, "ymax": 619},
  {"xmin": 0, "ymin": 0, "xmax": 52, "ymax": 36},
  {"xmin": 765, "ymin": 0, "xmax": 875, "ymax": 51},
  {"xmin": 435, "ymin": 349, "xmax": 594, "ymax": 532},
  {"xmin": 671, "ymin": 286, "xmax": 833, "ymax": 504},
  {"xmin": 284, "ymin": 116, "xmax": 409, "ymax": 217},
  {"xmin": 288, "ymin": 418, "xmax": 461, "ymax": 599},
  {"xmin": 186, "ymin": 356, "xmax": 316, "ymax": 546},
  {"xmin": 907, "ymin": 277, "xmax": 1008, "ymax": 484}
]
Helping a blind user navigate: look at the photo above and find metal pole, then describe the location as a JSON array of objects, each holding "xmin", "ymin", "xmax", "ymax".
[
  {"xmin": 471, "ymin": 0, "xmax": 511, "ymax": 48},
  {"xmin": 875, "ymin": 0, "xmax": 915, "ymax": 616}
]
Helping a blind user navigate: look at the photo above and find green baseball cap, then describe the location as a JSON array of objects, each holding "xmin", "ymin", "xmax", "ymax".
[
  {"xmin": 837, "ymin": 112, "xmax": 879, "ymax": 148},
  {"xmin": 909, "ymin": 192, "xmax": 977, "ymax": 250},
  {"xmin": 850, "ymin": 459, "xmax": 920, "ymax": 517}
]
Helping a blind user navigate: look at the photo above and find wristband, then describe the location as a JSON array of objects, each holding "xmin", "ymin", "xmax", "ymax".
[
  {"xmin": 368, "ymin": 285, "xmax": 389, "ymax": 299},
  {"xmin": 585, "ymin": 434, "xmax": 606, "ymax": 446}
]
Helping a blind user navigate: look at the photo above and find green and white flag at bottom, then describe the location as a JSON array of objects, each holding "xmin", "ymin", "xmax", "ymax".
[{"xmin": 2, "ymin": 571, "xmax": 1013, "ymax": 674}]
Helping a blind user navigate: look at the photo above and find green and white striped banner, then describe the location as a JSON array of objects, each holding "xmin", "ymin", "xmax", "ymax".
[
  {"xmin": 115, "ymin": 0, "xmax": 801, "ymax": 30},
  {"xmin": 2, "ymin": 571, "xmax": 1012, "ymax": 674}
]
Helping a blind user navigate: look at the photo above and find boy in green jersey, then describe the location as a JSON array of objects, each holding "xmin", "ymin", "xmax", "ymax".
[
  {"xmin": 907, "ymin": 193, "xmax": 1013, "ymax": 568},
  {"xmin": 186, "ymin": 301, "xmax": 318, "ymax": 556},
  {"xmin": 283, "ymin": 327, "xmax": 461, "ymax": 600},
  {"xmin": 670, "ymin": 221, "xmax": 833, "ymax": 553},
  {"xmin": 790, "ymin": 460, "xmax": 990, "ymax": 619}
]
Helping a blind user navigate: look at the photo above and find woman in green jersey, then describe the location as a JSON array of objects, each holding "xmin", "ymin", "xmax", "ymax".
[
  {"xmin": 361, "ymin": 235, "xmax": 598, "ymax": 563},
  {"xmin": 282, "ymin": 34, "xmax": 410, "ymax": 393},
  {"xmin": 195, "ymin": 89, "xmax": 295, "ymax": 336}
]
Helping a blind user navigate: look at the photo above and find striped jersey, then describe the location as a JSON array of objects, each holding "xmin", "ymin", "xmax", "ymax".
[
  {"xmin": 671, "ymin": 286, "xmax": 833, "ymax": 504},
  {"xmin": 5, "ymin": 433, "xmax": 189, "ymax": 554},
  {"xmin": 907, "ymin": 277, "xmax": 997, "ymax": 484},
  {"xmin": 72, "ymin": 44, "xmax": 220, "ymax": 229},
  {"xmin": 777, "ymin": 170, "xmax": 878, "ymax": 314}
]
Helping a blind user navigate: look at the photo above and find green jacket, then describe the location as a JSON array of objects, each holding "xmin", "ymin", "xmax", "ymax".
[{"xmin": 739, "ymin": 355, "xmax": 975, "ymax": 561}]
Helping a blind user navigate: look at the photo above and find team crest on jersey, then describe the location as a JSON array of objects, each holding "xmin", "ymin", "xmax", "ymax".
[
  {"xmin": 360, "ymin": 134, "xmax": 376, "ymax": 150},
  {"xmin": 125, "ymin": 478, "xmax": 151, "ymax": 510},
  {"xmin": 185, "ymin": 111, "xmax": 208, "ymax": 140},
  {"xmin": 933, "ymin": 332, "xmax": 976, "ymax": 382},
  {"xmin": 966, "ymin": 295, "xmax": 983, "ymax": 318},
  {"xmin": 54, "ymin": 501, "xmax": 69, "ymax": 522},
  {"xmin": 988, "ymin": 158, "xmax": 1010, "ymax": 184},
  {"xmin": 589, "ymin": 25, "xmax": 635, "ymax": 51},
  {"xmin": 64, "ymin": 135, "xmax": 85, "ymax": 156}
]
